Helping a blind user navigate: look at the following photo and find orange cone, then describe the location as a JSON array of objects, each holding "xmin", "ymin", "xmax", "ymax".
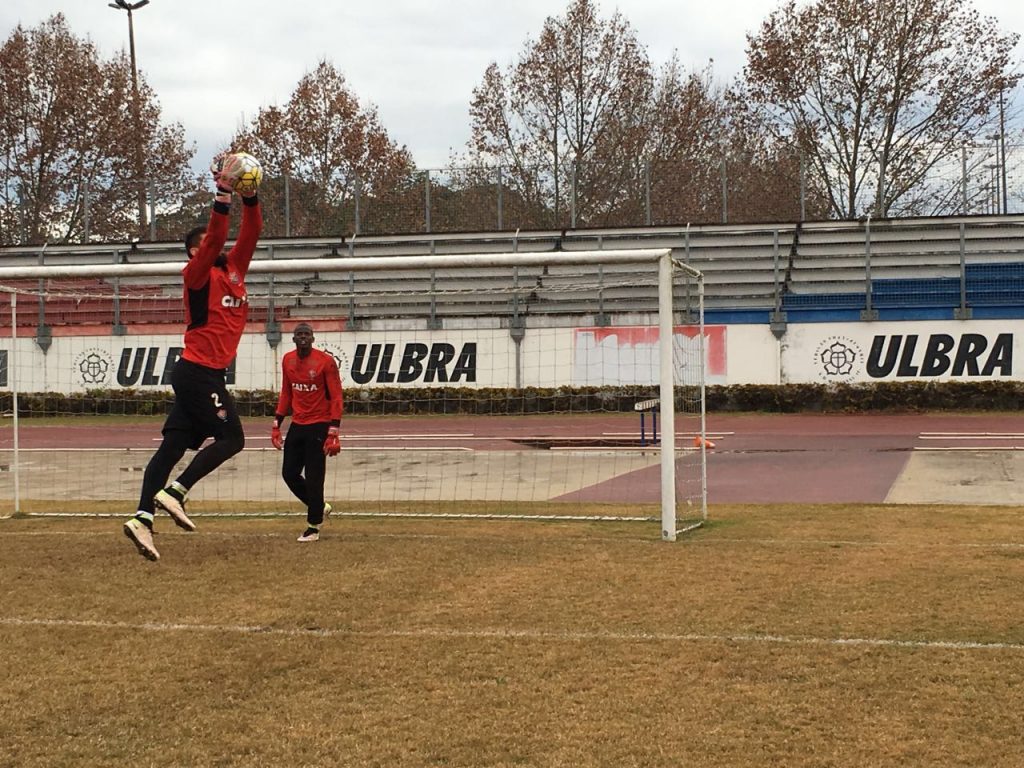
[{"xmin": 693, "ymin": 435, "xmax": 716, "ymax": 449}]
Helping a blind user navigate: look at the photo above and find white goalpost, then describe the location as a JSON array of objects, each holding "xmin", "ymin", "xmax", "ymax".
[{"xmin": 0, "ymin": 248, "xmax": 707, "ymax": 541}]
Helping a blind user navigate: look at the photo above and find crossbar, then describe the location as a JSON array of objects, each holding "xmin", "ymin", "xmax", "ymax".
[{"xmin": 0, "ymin": 249, "xmax": 692, "ymax": 281}]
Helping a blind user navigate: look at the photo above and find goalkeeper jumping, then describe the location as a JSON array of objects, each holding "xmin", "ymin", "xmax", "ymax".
[{"xmin": 123, "ymin": 153, "xmax": 263, "ymax": 562}]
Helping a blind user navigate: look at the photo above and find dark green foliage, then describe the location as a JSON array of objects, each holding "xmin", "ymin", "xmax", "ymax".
[
  {"xmin": 704, "ymin": 381, "xmax": 1024, "ymax": 413},
  {"xmin": 3, "ymin": 381, "xmax": 1024, "ymax": 418}
]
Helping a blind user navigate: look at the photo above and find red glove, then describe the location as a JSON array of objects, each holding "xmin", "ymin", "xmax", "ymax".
[
  {"xmin": 270, "ymin": 422, "xmax": 283, "ymax": 450},
  {"xmin": 323, "ymin": 426, "xmax": 341, "ymax": 457}
]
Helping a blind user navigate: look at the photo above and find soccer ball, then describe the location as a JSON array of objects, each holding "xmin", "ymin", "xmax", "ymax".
[
  {"xmin": 231, "ymin": 152, "xmax": 263, "ymax": 195},
  {"xmin": 212, "ymin": 152, "xmax": 263, "ymax": 195}
]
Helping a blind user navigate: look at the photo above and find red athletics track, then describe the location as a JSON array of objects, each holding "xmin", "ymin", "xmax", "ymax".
[{"xmin": 3, "ymin": 412, "xmax": 1023, "ymax": 504}]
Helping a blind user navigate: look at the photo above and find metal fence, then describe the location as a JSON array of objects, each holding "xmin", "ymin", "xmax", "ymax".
[{"xmin": 2, "ymin": 143, "xmax": 1021, "ymax": 246}]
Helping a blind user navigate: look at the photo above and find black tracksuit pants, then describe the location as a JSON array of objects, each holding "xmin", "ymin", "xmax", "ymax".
[{"xmin": 282, "ymin": 421, "xmax": 329, "ymax": 526}]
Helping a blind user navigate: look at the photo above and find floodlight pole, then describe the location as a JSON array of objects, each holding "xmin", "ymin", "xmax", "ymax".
[
  {"xmin": 109, "ymin": 0, "xmax": 150, "ymax": 238},
  {"xmin": 999, "ymin": 89, "xmax": 1008, "ymax": 216}
]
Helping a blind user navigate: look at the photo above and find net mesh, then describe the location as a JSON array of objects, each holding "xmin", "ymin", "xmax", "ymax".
[{"xmin": 0, "ymin": 256, "xmax": 706, "ymax": 534}]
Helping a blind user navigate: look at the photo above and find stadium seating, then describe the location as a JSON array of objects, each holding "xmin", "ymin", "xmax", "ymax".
[{"xmin": 1, "ymin": 215, "xmax": 1022, "ymax": 329}]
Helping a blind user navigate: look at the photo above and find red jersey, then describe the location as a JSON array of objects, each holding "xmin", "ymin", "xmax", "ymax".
[
  {"xmin": 181, "ymin": 198, "xmax": 263, "ymax": 370},
  {"xmin": 276, "ymin": 348, "xmax": 343, "ymax": 425}
]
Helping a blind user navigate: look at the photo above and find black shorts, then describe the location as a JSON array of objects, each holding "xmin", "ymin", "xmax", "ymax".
[{"xmin": 163, "ymin": 358, "xmax": 243, "ymax": 449}]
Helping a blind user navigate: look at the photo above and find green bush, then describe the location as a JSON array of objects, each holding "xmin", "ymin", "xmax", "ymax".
[{"xmin": 4, "ymin": 380, "xmax": 1024, "ymax": 418}]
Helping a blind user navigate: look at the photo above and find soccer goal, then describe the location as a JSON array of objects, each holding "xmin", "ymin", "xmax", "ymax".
[{"xmin": 0, "ymin": 247, "xmax": 707, "ymax": 540}]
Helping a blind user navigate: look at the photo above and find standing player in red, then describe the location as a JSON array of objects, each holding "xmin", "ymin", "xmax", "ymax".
[
  {"xmin": 124, "ymin": 153, "xmax": 263, "ymax": 561},
  {"xmin": 271, "ymin": 323, "xmax": 343, "ymax": 542}
]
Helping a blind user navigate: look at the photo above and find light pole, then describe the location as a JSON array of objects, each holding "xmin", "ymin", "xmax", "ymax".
[
  {"xmin": 108, "ymin": 0, "xmax": 150, "ymax": 237},
  {"xmin": 999, "ymin": 88, "xmax": 1008, "ymax": 215}
]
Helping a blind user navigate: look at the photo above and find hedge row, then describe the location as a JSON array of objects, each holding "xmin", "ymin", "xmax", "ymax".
[{"xmin": 2, "ymin": 381, "xmax": 1024, "ymax": 417}]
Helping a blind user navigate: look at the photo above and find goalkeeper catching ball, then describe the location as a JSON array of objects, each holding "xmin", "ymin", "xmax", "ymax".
[{"xmin": 123, "ymin": 152, "xmax": 263, "ymax": 562}]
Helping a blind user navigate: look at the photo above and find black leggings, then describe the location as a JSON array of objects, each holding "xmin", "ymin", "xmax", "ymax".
[
  {"xmin": 282, "ymin": 422, "xmax": 329, "ymax": 525},
  {"xmin": 137, "ymin": 360, "xmax": 245, "ymax": 513}
]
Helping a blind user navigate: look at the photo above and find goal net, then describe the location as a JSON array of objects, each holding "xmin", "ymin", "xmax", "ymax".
[{"xmin": 0, "ymin": 248, "xmax": 707, "ymax": 540}]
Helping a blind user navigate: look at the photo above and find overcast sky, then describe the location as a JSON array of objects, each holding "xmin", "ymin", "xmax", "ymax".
[{"xmin": 3, "ymin": 0, "xmax": 1022, "ymax": 175}]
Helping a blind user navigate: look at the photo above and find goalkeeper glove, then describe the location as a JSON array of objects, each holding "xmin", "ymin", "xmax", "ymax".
[
  {"xmin": 214, "ymin": 185, "xmax": 233, "ymax": 206},
  {"xmin": 270, "ymin": 421, "xmax": 284, "ymax": 450},
  {"xmin": 211, "ymin": 152, "xmax": 244, "ymax": 191},
  {"xmin": 323, "ymin": 426, "xmax": 341, "ymax": 457}
]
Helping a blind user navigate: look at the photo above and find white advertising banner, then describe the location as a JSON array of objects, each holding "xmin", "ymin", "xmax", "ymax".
[
  {"xmin": 722, "ymin": 324, "xmax": 779, "ymax": 385},
  {"xmin": 3, "ymin": 328, "xmax": 522, "ymax": 393},
  {"xmin": 780, "ymin": 320, "xmax": 1020, "ymax": 383},
  {"xmin": 1, "ymin": 324, "xmax": 731, "ymax": 393},
  {"xmin": 3, "ymin": 319, "xmax": 1018, "ymax": 393},
  {"xmin": 570, "ymin": 326, "xmax": 729, "ymax": 386}
]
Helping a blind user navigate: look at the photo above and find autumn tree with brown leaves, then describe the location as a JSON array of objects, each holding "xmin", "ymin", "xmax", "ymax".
[
  {"xmin": 465, "ymin": 0, "xmax": 741, "ymax": 228},
  {"xmin": 0, "ymin": 14, "xmax": 195, "ymax": 245},
  {"xmin": 230, "ymin": 61, "xmax": 415, "ymax": 236},
  {"xmin": 740, "ymin": 0, "xmax": 1020, "ymax": 219}
]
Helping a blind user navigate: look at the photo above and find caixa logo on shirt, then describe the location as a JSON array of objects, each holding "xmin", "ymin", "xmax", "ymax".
[{"xmin": 221, "ymin": 293, "xmax": 248, "ymax": 308}]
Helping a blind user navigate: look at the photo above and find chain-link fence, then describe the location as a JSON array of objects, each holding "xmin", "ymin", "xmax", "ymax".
[{"xmin": 2, "ymin": 143, "xmax": 1022, "ymax": 246}]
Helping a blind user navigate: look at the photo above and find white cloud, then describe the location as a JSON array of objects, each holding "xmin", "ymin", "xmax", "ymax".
[{"xmin": 2, "ymin": 0, "xmax": 1021, "ymax": 174}]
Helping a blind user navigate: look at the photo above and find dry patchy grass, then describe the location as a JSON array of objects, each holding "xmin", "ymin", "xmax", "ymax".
[{"xmin": 2, "ymin": 505, "xmax": 1024, "ymax": 767}]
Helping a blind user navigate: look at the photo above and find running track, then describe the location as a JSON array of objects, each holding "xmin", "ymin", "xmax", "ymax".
[{"xmin": 5, "ymin": 412, "xmax": 1024, "ymax": 504}]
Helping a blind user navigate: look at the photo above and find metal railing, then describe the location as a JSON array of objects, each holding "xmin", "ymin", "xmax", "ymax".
[{"xmin": 2, "ymin": 143, "xmax": 1021, "ymax": 246}]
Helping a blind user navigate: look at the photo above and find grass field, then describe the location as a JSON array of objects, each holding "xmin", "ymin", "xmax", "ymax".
[{"xmin": 2, "ymin": 504, "xmax": 1024, "ymax": 767}]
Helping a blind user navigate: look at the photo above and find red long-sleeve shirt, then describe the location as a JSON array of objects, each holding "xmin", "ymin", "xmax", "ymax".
[
  {"xmin": 276, "ymin": 348, "xmax": 343, "ymax": 426},
  {"xmin": 181, "ymin": 197, "xmax": 263, "ymax": 370}
]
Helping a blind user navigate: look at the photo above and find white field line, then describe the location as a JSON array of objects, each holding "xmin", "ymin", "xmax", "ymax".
[
  {"xmin": 1, "ymin": 616, "xmax": 1021, "ymax": 652},
  {"xmin": 0, "ymin": 514, "xmax": 655, "ymax": 528},
  {"xmin": 703, "ymin": 536, "xmax": 1024, "ymax": 550},
  {"xmin": 0, "ymin": 528, "xmax": 665, "ymax": 547},
  {"xmin": 3, "ymin": 529, "xmax": 1023, "ymax": 550}
]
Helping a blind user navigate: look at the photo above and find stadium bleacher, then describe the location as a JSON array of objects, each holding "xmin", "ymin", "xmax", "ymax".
[{"xmin": 0, "ymin": 215, "xmax": 1022, "ymax": 329}]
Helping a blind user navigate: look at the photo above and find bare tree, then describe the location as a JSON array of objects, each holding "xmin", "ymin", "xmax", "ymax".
[
  {"xmin": 0, "ymin": 14, "xmax": 194, "ymax": 245},
  {"xmin": 467, "ymin": 0, "xmax": 659, "ymax": 226},
  {"xmin": 463, "ymin": 0, "xmax": 788, "ymax": 228},
  {"xmin": 231, "ymin": 61, "xmax": 415, "ymax": 236},
  {"xmin": 741, "ymin": 0, "xmax": 1020, "ymax": 219}
]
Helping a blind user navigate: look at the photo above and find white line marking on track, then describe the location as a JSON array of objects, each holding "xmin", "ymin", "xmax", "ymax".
[
  {"xmin": 602, "ymin": 431, "xmax": 733, "ymax": 437},
  {"xmin": 919, "ymin": 436, "xmax": 1024, "ymax": 440},
  {"xmin": 914, "ymin": 446, "xmax": 1024, "ymax": 451},
  {"xmin": 2, "ymin": 616, "xmax": 1021, "ymax": 652},
  {"xmin": 921, "ymin": 432, "xmax": 1024, "ymax": 437},
  {"xmin": 343, "ymin": 446, "xmax": 475, "ymax": 452}
]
